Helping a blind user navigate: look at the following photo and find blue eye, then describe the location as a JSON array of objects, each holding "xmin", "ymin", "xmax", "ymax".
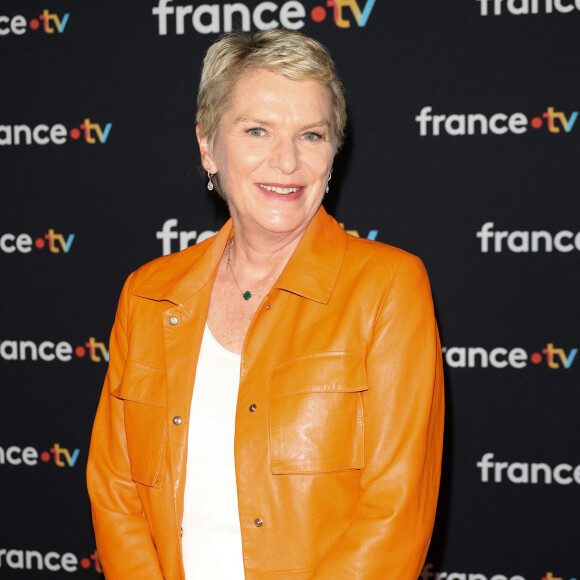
[
  {"xmin": 303, "ymin": 132, "xmax": 322, "ymax": 141},
  {"xmin": 248, "ymin": 128, "xmax": 265, "ymax": 137}
]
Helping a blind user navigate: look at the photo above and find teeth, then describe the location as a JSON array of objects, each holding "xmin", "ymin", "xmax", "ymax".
[{"xmin": 259, "ymin": 184, "xmax": 301, "ymax": 194}]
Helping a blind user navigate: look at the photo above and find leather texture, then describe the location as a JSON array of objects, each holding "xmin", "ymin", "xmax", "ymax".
[{"xmin": 87, "ymin": 206, "xmax": 444, "ymax": 579}]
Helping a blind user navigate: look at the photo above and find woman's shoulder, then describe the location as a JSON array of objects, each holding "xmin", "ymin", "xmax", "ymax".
[
  {"xmin": 128, "ymin": 233, "xmax": 221, "ymax": 299},
  {"xmin": 140, "ymin": 235, "xmax": 214, "ymax": 275},
  {"xmin": 340, "ymin": 234, "xmax": 432, "ymax": 305},
  {"xmin": 344, "ymin": 233, "xmax": 426, "ymax": 275}
]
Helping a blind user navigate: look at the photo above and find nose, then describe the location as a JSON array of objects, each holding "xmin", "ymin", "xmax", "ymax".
[{"xmin": 268, "ymin": 137, "xmax": 300, "ymax": 174}]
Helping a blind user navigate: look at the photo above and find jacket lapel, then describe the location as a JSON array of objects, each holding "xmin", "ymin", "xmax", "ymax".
[
  {"xmin": 132, "ymin": 219, "xmax": 233, "ymax": 306},
  {"xmin": 276, "ymin": 206, "xmax": 348, "ymax": 304}
]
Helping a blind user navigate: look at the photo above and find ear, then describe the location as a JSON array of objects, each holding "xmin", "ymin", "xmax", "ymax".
[{"xmin": 196, "ymin": 125, "xmax": 218, "ymax": 174}]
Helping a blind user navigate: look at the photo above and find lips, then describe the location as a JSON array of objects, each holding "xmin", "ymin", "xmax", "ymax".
[{"xmin": 258, "ymin": 183, "xmax": 303, "ymax": 195}]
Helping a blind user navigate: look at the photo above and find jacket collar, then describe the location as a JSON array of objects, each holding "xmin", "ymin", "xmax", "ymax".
[
  {"xmin": 132, "ymin": 205, "xmax": 347, "ymax": 306},
  {"xmin": 274, "ymin": 206, "xmax": 346, "ymax": 304}
]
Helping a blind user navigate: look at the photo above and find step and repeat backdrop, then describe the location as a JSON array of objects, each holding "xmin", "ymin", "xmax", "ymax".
[{"xmin": 1, "ymin": 0, "xmax": 578, "ymax": 578}]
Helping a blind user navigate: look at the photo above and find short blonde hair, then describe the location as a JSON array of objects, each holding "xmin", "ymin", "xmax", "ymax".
[{"xmin": 196, "ymin": 28, "xmax": 347, "ymax": 152}]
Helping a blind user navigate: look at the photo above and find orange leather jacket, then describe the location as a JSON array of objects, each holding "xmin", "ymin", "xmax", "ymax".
[{"xmin": 87, "ymin": 206, "xmax": 444, "ymax": 579}]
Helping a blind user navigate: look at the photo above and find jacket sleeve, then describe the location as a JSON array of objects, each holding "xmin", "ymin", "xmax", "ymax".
[
  {"xmin": 310, "ymin": 254, "xmax": 444, "ymax": 580},
  {"xmin": 86, "ymin": 273, "xmax": 165, "ymax": 579}
]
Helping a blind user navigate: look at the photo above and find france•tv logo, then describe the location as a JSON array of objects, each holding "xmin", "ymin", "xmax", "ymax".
[
  {"xmin": 310, "ymin": 0, "xmax": 376, "ymax": 27},
  {"xmin": 0, "ymin": 229, "xmax": 74, "ymax": 254},
  {"xmin": 477, "ymin": 0, "xmax": 580, "ymax": 16},
  {"xmin": 0, "ymin": 10, "xmax": 69, "ymax": 36},
  {"xmin": 415, "ymin": 105, "xmax": 578, "ymax": 136},
  {"xmin": 0, "ymin": 443, "xmax": 79, "ymax": 468},
  {"xmin": 0, "ymin": 118, "xmax": 112, "ymax": 147},
  {"xmin": 441, "ymin": 343, "xmax": 577, "ymax": 369},
  {"xmin": 0, "ymin": 337, "xmax": 109, "ymax": 363},
  {"xmin": 152, "ymin": 0, "xmax": 376, "ymax": 35},
  {"xmin": 0, "ymin": 547, "xmax": 103, "ymax": 574},
  {"xmin": 421, "ymin": 564, "xmax": 578, "ymax": 580}
]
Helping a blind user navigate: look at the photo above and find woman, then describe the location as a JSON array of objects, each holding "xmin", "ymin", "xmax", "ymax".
[{"xmin": 87, "ymin": 28, "xmax": 444, "ymax": 579}]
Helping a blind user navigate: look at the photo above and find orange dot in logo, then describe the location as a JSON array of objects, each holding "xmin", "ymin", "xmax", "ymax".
[
  {"xmin": 35, "ymin": 237, "xmax": 45, "ymax": 249},
  {"xmin": 530, "ymin": 117, "xmax": 543, "ymax": 129},
  {"xmin": 530, "ymin": 352, "xmax": 542, "ymax": 364},
  {"xmin": 40, "ymin": 451, "xmax": 51, "ymax": 462},
  {"xmin": 29, "ymin": 19, "xmax": 40, "ymax": 30},
  {"xmin": 75, "ymin": 346, "xmax": 86, "ymax": 357},
  {"xmin": 311, "ymin": 6, "xmax": 327, "ymax": 22},
  {"xmin": 80, "ymin": 558, "xmax": 91, "ymax": 569},
  {"xmin": 70, "ymin": 128, "xmax": 81, "ymax": 140}
]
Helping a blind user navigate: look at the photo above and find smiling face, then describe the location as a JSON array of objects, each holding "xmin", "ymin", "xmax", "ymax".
[{"xmin": 198, "ymin": 69, "xmax": 336, "ymax": 241}]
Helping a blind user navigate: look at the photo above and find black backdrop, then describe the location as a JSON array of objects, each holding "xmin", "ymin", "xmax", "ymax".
[{"xmin": 1, "ymin": 1, "xmax": 579, "ymax": 578}]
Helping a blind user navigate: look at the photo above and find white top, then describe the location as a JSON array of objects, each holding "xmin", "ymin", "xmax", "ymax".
[{"xmin": 182, "ymin": 324, "xmax": 245, "ymax": 580}]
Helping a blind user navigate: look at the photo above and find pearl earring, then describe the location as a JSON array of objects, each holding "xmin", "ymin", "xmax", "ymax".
[
  {"xmin": 207, "ymin": 171, "xmax": 214, "ymax": 191},
  {"xmin": 326, "ymin": 171, "xmax": 332, "ymax": 194}
]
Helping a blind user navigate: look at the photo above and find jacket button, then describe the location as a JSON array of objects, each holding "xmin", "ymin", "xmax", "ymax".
[
  {"xmin": 169, "ymin": 316, "xmax": 179, "ymax": 325},
  {"xmin": 249, "ymin": 404, "xmax": 257, "ymax": 412},
  {"xmin": 173, "ymin": 416, "xmax": 183, "ymax": 426},
  {"xmin": 254, "ymin": 518, "xmax": 263, "ymax": 527},
  {"xmin": 265, "ymin": 304, "xmax": 271, "ymax": 310}
]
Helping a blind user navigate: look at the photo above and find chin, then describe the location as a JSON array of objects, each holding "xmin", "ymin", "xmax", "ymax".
[{"xmin": 262, "ymin": 208, "xmax": 315, "ymax": 234}]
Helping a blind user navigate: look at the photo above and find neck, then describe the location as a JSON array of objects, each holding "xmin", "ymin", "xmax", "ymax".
[{"xmin": 227, "ymin": 218, "xmax": 310, "ymax": 281}]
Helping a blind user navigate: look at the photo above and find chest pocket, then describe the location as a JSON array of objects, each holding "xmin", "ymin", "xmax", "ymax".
[
  {"xmin": 269, "ymin": 352, "xmax": 367, "ymax": 474},
  {"xmin": 111, "ymin": 361, "xmax": 167, "ymax": 488}
]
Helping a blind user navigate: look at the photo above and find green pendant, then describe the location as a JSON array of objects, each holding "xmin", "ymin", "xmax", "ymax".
[{"xmin": 242, "ymin": 291, "xmax": 252, "ymax": 301}]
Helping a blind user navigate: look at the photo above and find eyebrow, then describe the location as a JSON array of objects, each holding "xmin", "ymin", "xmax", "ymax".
[
  {"xmin": 234, "ymin": 116, "xmax": 271, "ymax": 126},
  {"xmin": 234, "ymin": 116, "xmax": 332, "ymax": 132},
  {"xmin": 300, "ymin": 120, "xmax": 332, "ymax": 132}
]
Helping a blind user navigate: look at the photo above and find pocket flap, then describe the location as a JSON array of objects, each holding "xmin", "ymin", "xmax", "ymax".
[
  {"xmin": 111, "ymin": 360, "xmax": 165, "ymax": 407},
  {"xmin": 271, "ymin": 352, "xmax": 367, "ymax": 398}
]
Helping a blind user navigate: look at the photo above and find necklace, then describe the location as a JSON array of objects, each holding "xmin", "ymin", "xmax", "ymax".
[{"xmin": 226, "ymin": 239, "xmax": 281, "ymax": 301}]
